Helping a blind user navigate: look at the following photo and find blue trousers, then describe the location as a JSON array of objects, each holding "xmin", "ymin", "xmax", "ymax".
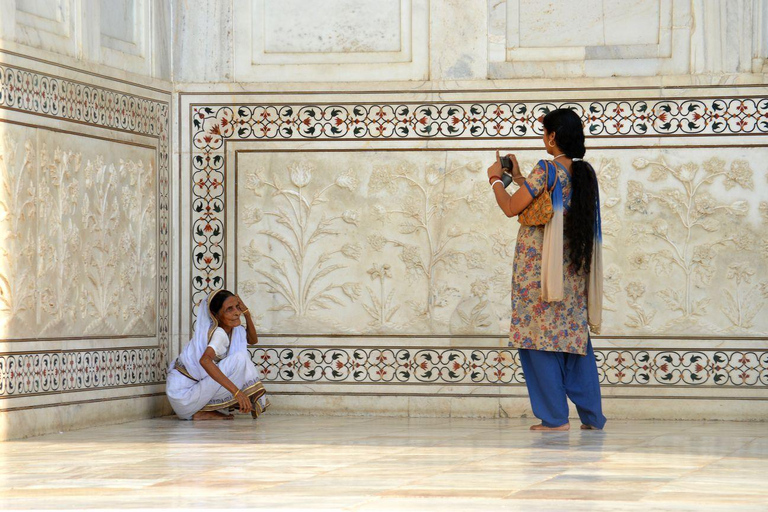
[{"xmin": 518, "ymin": 338, "xmax": 606, "ymax": 429}]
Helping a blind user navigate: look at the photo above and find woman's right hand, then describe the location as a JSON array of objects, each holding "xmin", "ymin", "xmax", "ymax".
[{"xmin": 235, "ymin": 390, "xmax": 252, "ymax": 414}]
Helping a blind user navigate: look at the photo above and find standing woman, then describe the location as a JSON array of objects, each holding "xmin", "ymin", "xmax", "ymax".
[
  {"xmin": 487, "ymin": 108, "xmax": 606, "ymax": 431},
  {"xmin": 166, "ymin": 290, "xmax": 269, "ymax": 420}
]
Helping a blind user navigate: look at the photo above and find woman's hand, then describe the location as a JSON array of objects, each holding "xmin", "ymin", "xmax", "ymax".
[
  {"xmin": 234, "ymin": 295, "xmax": 249, "ymax": 316},
  {"xmin": 235, "ymin": 390, "xmax": 252, "ymax": 414},
  {"xmin": 487, "ymin": 150, "xmax": 503, "ymax": 180}
]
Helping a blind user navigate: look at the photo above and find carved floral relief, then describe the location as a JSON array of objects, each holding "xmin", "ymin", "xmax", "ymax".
[
  {"xmin": 237, "ymin": 149, "xmax": 767, "ymax": 336},
  {"xmin": 0, "ymin": 127, "xmax": 157, "ymax": 339}
]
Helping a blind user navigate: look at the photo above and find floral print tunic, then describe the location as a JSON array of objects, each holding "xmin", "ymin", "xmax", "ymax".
[{"xmin": 508, "ymin": 162, "xmax": 589, "ymax": 355}]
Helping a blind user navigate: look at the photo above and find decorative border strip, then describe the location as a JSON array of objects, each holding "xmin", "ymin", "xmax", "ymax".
[
  {"xmin": 189, "ymin": 96, "xmax": 768, "ymax": 308},
  {"xmin": 0, "ymin": 349, "xmax": 164, "ymax": 397},
  {"xmin": 0, "ymin": 65, "xmax": 167, "ymax": 136},
  {"xmin": 0, "ymin": 64, "xmax": 170, "ymax": 400},
  {"xmin": 251, "ymin": 347, "xmax": 768, "ymax": 388}
]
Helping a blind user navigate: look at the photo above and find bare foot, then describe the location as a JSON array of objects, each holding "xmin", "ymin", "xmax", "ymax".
[
  {"xmin": 192, "ymin": 410, "xmax": 234, "ymax": 421},
  {"xmin": 580, "ymin": 424, "xmax": 601, "ymax": 430},
  {"xmin": 530, "ymin": 423, "xmax": 570, "ymax": 431}
]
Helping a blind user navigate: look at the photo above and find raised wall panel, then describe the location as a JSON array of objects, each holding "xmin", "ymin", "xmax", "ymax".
[
  {"xmin": 233, "ymin": 0, "xmax": 429, "ymax": 81},
  {"xmin": 5, "ymin": 0, "xmax": 79, "ymax": 58},
  {"xmin": 489, "ymin": 0, "xmax": 691, "ymax": 78}
]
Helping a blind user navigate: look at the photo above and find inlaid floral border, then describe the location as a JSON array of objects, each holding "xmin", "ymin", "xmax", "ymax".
[
  {"xmin": 0, "ymin": 64, "xmax": 170, "ymax": 399},
  {"xmin": 252, "ymin": 347, "xmax": 768, "ymax": 388}
]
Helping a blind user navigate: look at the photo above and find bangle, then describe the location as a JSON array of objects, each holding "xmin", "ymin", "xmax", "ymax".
[
  {"xmin": 490, "ymin": 179, "xmax": 503, "ymax": 189},
  {"xmin": 488, "ymin": 174, "xmax": 501, "ymax": 185},
  {"xmin": 241, "ymin": 308, "xmax": 249, "ymax": 315},
  {"xmin": 234, "ymin": 389, "xmax": 243, "ymax": 398}
]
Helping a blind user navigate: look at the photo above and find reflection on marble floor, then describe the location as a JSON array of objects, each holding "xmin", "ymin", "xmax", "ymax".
[{"xmin": 1, "ymin": 415, "xmax": 767, "ymax": 511}]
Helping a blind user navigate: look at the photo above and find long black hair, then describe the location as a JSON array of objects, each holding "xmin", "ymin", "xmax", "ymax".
[
  {"xmin": 209, "ymin": 290, "xmax": 235, "ymax": 317},
  {"xmin": 542, "ymin": 108, "xmax": 598, "ymax": 273}
]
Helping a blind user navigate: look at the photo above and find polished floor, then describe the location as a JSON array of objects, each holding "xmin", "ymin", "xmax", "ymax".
[{"xmin": 1, "ymin": 415, "xmax": 767, "ymax": 511}]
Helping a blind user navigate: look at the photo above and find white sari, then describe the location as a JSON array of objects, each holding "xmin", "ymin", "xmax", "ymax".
[{"xmin": 166, "ymin": 292, "xmax": 269, "ymax": 420}]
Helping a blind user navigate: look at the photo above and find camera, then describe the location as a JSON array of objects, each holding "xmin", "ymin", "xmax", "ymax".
[{"xmin": 499, "ymin": 155, "xmax": 515, "ymax": 188}]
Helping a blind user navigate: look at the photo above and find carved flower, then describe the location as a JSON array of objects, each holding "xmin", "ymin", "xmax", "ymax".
[
  {"xmin": 760, "ymin": 202, "xmax": 768, "ymax": 221},
  {"xmin": 605, "ymin": 264, "xmax": 622, "ymax": 283},
  {"xmin": 691, "ymin": 245, "xmax": 714, "ymax": 265},
  {"xmin": 759, "ymin": 281, "xmax": 768, "ymax": 299},
  {"xmin": 243, "ymin": 206, "xmax": 264, "ymax": 226},
  {"xmin": 245, "ymin": 172, "xmax": 263, "ymax": 194},
  {"xmin": 695, "ymin": 192, "xmax": 718, "ymax": 215},
  {"xmin": 465, "ymin": 250, "xmax": 484, "ymax": 269},
  {"xmin": 628, "ymin": 251, "xmax": 650, "ymax": 270},
  {"xmin": 632, "ymin": 157, "xmax": 650, "ymax": 170},
  {"xmin": 240, "ymin": 280, "xmax": 258, "ymax": 295},
  {"xmin": 341, "ymin": 243, "xmax": 362, "ymax": 260},
  {"xmin": 465, "ymin": 182, "xmax": 489, "ymax": 213},
  {"xmin": 724, "ymin": 160, "xmax": 753, "ymax": 190},
  {"xmin": 242, "ymin": 240, "xmax": 262, "ymax": 267},
  {"xmin": 367, "ymin": 234, "xmax": 387, "ymax": 251},
  {"xmin": 335, "ymin": 171, "xmax": 358, "ymax": 191},
  {"xmin": 625, "ymin": 282, "xmax": 646, "ymax": 301},
  {"xmin": 727, "ymin": 200, "xmax": 749, "ymax": 217},
  {"xmin": 399, "ymin": 244, "xmax": 424, "ymax": 276},
  {"xmin": 341, "ymin": 282, "xmax": 362, "ymax": 300},
  {"xmin": 678, "ymin": 163, "xmax": 698, "ymax": 183},
  {"xmin": 651, "ymin": 218, "xmax": 668, "ymax": 236},
  {"xmin": 425, "ymin": 166, "xmax": 441, "ymax": 185},
  {"xmin": 289, "ymin": 161, "xmax": 313, "ymax": 188},
  {"xmin": 367, "ymin": 263, "xmax": 392, "ymax": 280},
  {"xmin": 726, "ymin": 263, "xmax": 754, "ymax": 284},
  {"xmin": 369, "ymin": 165, "xmax": 398, "ymax": 193},
  {"xmin": 470, "ymin": 279, "xmax": 489, "ymax": 298},
  {"xmin": 702, "ymin": 157, "xmax": 725, "ymax": 176},
  {"xmin": 626, "ymin": 181, "xmax": 649, "ymax": 214},
  {"xmin": 342, "ymin": 210, "xmax": 359, "ymax": 226}
]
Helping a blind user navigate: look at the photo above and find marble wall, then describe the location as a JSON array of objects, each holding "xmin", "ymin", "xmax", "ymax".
[
  {"xmin": 174, "ymin": 1, "xmax": 768, "ymax": 421},
  {"xmin": 0, "ymin": 0, "xmax": 171, "ymax": 81},
  {"xmin": 0, "ymin": 0, "xmax": 172, "ymax": 439}
]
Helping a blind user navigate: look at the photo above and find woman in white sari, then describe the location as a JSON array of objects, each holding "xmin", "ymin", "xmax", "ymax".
[{"xmin": 166, "ymin": 290, "xmax": 269, "ymax": 420}]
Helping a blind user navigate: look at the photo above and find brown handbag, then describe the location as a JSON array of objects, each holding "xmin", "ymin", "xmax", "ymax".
[{"xmin": 518, "ymin": 160, "xmax": 556, "ymax": 227}]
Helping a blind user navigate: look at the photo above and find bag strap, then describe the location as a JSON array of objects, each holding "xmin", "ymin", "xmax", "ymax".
[{"xmin": 536, "ymin": 160, "xmax": 557, "ymax": 193}]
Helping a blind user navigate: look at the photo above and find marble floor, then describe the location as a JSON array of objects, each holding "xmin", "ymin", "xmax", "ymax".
[{"xmin": 0, "ymin": 415, "xmax": 766, "ymax": 511}]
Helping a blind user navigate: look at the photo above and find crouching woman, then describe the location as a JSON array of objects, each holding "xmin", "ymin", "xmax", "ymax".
[{"xmin": 166, "ymin": 290, "xmax": 269, "ymax": 420}]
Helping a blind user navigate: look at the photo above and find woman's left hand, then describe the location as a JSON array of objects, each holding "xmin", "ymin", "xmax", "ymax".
[
  {"xmin": 487, "ymin": 150, "xmax": 503, "ymax": 180},
  {"xmin": 234, "ymin": 295, "xmax": 249, "ymax": 315}
]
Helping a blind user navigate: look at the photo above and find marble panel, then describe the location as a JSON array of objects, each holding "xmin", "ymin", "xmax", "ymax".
[
  {"xmin": 100, "ymin": 0, "xmax": 137, "ymax": 47},
  {"xmin": 171, "ymin": 0, "xmax": 234, "ymax": 82},
  {"xmin": 516, "ymin": 0, "xmax": 605, "ymax": 48},
  {"xmin": 492, "ymin": 0, "xmax": 692, "ymax": 78},
  {"xmin": 11, "ymin": 0, "xmax": 78, "ymax": 58},
  {"xmin": 232, "ymin": 0, "xmax": 429, "ymax": 81},
  {"xmin": 430, "ymin": 0, "xmax": 488, "ymax": 80},
  {"xmin": 0, "ymin": 123, "xmax": 158, "ymax": 339},
  {"xmin": 233, "ymin": 148, "xmax": 768, "ymax": 338},
  {"xmin": 262, "ymin": 0, "xmax": 402, "ymax": 54}
]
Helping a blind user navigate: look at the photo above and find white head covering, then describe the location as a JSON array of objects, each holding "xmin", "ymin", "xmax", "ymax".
[{"xmin": 173, "ymin": 291, "xmax": 248, "ymax": 381}]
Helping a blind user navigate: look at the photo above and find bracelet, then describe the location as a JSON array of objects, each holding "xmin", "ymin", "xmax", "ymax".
[
  {"xmin": 490, "ymin": 179, "xmax": 504, "ymax": 189},
  {"xmin": 488, "ymin": 174, "xmax": 501, "ymax": 185},
  {"xmin": 234, "ymin": 389, "xmax": 243, "ymax": 398},
  {"xmin": 241, "ymin": 308, "xmax": 249, "ymax": 315}
]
